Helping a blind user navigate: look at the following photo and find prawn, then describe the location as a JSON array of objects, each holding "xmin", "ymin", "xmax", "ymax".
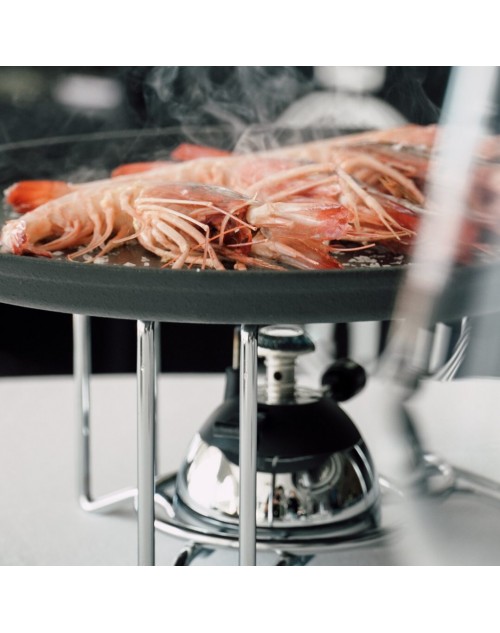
[
  {"xmin": 1, "ymin": 179, "xmax": 255, "ymax": 270},
  {"xmin": 2, "ymin": 174, "xmax": 353, "ymax": 270},
  {"xmin": 5, "ymin": 125, "xmax": 435, "ymax": 214},
  {"xmin": 2, "ymin": 184, "xmax": 135, "ymax": 258},
  {"xmin": 1, "ymin": 125, "xmax": 442, "ymax": 271},
  {"xmin": 2, "ymin": 162, "xmax": 417, "ymax": 270}
]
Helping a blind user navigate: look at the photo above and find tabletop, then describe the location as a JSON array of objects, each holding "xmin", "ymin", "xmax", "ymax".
[{"xmin": 1, "ymin": 372, "xmax": 500, "ymax": 565}]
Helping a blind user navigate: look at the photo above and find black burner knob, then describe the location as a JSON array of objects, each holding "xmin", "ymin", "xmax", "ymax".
[{"xmin": 321, "ymin": 358, "xmax": 367, "ymax": 402}]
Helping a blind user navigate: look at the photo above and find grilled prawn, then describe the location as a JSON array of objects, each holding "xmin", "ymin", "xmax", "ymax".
[
  {"xmin": 3, "ymin": 125, "xmax": 453, "ymax": 270},
  {"xmin": 1, "ymin": 180, "xmax": 253, "ymax": 270},
  {"xmin": 2, "ymin": 175, "xmax": 358, "ymax": 270}
]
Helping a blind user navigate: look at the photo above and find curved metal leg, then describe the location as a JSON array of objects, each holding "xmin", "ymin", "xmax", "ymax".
[
  {"xmin": 137, "ymin": 320, "xmax": 158, "ymax": 566},
  {"xmin": 239, "ymin": 325, "xmax": 258, "ymax": 566},
  {"xmin": 173, "ymin": 544, "xmax": 214, "ymax": 566},
  {"xmin": 74, "ymin": 314, "xmax": 136, "ymax": 513},
  {"xmin": 276, "ymin": 553, "xmax": 313, "ymax": 566}
]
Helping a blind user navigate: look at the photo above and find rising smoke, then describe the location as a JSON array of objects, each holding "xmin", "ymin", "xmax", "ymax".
[
  {"xmin": 123, "ymin": 66, "xmax": 454, "ymax": 151},
  {"xmin": 124, "ymin": 66, "xmax": 315, "ymax": 149},
  {"xmin": 128, "ymin": 67, "xmax": 311, "ymax": 128}
]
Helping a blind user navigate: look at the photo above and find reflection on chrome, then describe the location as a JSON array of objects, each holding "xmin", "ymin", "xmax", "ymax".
[{"xmin": 175, "ymin": 434, "xmax": 380, "ymax": 532}]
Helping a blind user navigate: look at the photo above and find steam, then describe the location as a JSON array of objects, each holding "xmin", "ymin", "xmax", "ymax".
[
  {"xmin": 137, "ymin": 66, "xmax": 314, "ymax": 152},
  {"xmin": 135, "ymin": 66, "xmax": 452, "ymax": 153},
  {"xmin": 143, "ymin": 66, "xmax": 312, "ymax": 126}
]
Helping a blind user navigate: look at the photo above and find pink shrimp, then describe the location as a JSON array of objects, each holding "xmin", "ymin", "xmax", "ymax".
[
  {"xmin": 2, "ymin": 174, "xmax": 354, "ymax": 270},
  {"xmin": 2, "ymin": 125, "xmax": 444, "ymax": 271},
  {"xmin": 1, "ymin": 179, "xmax": 254, "ymax": 270},
  {"xmin": 2, "ymin": 183, "xmax": 135, "ymax": 258},
  {"xmin": 2, "ymin": 161, "xmax": 417, "ymax": 270}
]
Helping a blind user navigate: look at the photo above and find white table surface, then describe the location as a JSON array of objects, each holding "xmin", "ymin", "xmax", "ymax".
[{"xmin": 1, "ymin": 372, "xmax": 500, "ymax": 565}]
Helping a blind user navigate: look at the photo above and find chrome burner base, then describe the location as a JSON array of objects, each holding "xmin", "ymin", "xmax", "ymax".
[{"xmin": 154, "ymin": 473, "xmax": 403, "ymax": 561}]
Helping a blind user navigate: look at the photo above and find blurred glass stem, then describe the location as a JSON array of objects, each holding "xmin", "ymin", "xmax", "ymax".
[{"xmin": 377, "ymin": 67, "xmax": 498, "ymax": 563}]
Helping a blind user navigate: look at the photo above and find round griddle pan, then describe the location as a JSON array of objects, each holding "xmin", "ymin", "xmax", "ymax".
[{"xmin": 0, "ymin": 127, "xmax": 497, "ymax": 324}]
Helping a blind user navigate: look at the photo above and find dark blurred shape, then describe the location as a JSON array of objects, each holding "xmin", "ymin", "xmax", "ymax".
[
  {"xmin": 0, "ymin": 306, "xmax": 234, "ymax": 376},
  {"xmin": 379, "ymin": 67, "xmax": 451, "ymax": 125},
  {"xmin": 0, "ymin": 67, "xmax": 129, "ymax": 144}
]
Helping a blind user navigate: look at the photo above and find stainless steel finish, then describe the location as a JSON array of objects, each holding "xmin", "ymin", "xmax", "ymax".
[
  {"xmin": 239, "ymin": 324, "xmax": 258, "ymax": 566},
  {"xmin": 155, "ymin": 473, "xmax": 398, "ymax": 557},
  {"xmin": 422, "ymin": 453, "xmax": 500, "ymax": 501},
  {"xmin": 176, "ymin": 435, "xmax": 379, "ymax": 529},
  {"xmin": 74, "ymin": 313, "xmax": 91, "ymax": 505},
  {"xmin": 154, "ymin": 321, "xmax": 161, "ymax": 476},
  {"xmin": 432, "ymin": 318, "xmax": 470, "ymax": 382},
  {"xmin": 137, "ymin": 320, "xmax": 158, "ymax": 566},
  {"xmin": 454, "ymin": 467, "xmax": 500, "ymax": 501},
  {"xmin": 428, "ymin": 323, "xmax": 452, "ymax": 374},
  {"xmin": 74, "ymin": 314, "xmax": 136, "ymax": 513},
  {"xmin": 173, "ymin": 321, "xmax": 380, "ymax": 552}
]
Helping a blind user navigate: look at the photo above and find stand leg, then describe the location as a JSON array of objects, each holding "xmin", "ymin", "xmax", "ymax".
[
  {"xmin": 74, "ymin": 314, "xmax": 136, "ymax": 512},
  {"xmin": 154, "ymin": 322, "xmax": 161, "ymax": 476},
  {"xmin": 239, "ymin": 325, "xmax": 258, "ymax": 566},
  {"xmin": 137, "ymin": 320, "xmax": 158, "ymax": 566}
]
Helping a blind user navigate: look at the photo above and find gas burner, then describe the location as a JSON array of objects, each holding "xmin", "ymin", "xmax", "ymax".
[
  {"xmin": 154, "ymin": 473, "xmax": 402, "ymax": 565},
  {"xmin": 154, "ymin": 324, "xmax": 399, "ymax": 564}
]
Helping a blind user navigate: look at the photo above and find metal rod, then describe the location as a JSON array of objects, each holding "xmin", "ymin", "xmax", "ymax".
[
  {"xmin": 154, "ymin": 321, "xmax": 161, "ymax": 476},
  {"xmin": 74, "ymin": 314, "xmax": 92, "ymax": 505},
  {"xmin": 239, "ymin": 324, "xmax": 258, "ymax": 566},
  {"xmin": 73, "ymin": 314, "xmax": 136, "ymax": 513},
  {"xmin": 137, "ymin": 320, "xmax": 158, "ymax": 566}
]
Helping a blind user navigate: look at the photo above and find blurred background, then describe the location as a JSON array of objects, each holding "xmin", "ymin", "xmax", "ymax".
[{"xmin": 0, "ymin": 66, "xmax": 453, "ymax": 376}]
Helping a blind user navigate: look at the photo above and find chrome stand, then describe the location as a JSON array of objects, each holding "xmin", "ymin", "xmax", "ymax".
[
  {"xmin": 74, "ymin": 314, "xmax": 136, "ymax": 512},
  {"xmin": 239, "ymin": 325, "xmax": 258, "ymax": 566},
  {"xmin": 74, "ymin": 315, "xmax": 261, "ymax": 566},
  {"xmin": 74, "ymin": 313, "xmax": 500, "ymax": 566},
  {"xmin": 74, "ymin": 314, "xmax": 159, "ymax": 565},
  {"xmin": 137, "ymin": 320, "xmax": 158, "ymax": 565}
]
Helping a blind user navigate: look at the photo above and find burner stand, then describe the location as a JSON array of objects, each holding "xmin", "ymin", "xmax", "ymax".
[
  {"xmin": 74, "ymin": 314, "xmax": 500, "ymax": 566},
  {"xmin": 74, "ymin": 315, "xmax": 259, "ymax": 566}
]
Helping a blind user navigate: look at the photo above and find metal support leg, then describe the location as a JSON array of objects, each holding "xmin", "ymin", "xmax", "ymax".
[
  {"xmin": 74, "ymin": 314, "xmax": 136, "ymax": 512},
  {"xmin": 137, "ymin": 320, "xmax": 158, "ymax": 566},
  {"xmin": 239, "ymin": 325, "xmax": 258, "ymax": 566},
  {"xmin": 154, "ymin": 322, "xmax": 161, "ymax": 476}
]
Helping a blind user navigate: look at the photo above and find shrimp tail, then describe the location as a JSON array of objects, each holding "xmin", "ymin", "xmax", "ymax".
[
  {"xmin": 111, "ymin": 161, "xmax": 172, "ymax": 178},
  {"xmin": 5, "ymin": 180, "xmax": 72, "ymax": 213},
  {"xmin": 170, "ymin": 143, "xmax": 232, "ymax": 161}
]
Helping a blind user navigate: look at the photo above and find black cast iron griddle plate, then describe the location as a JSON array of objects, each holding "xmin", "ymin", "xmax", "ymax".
[
  {"xmin": 1, "ymin": 251, "xmax": 499, "ymax": 324},
  {"xmin": 0, "ymin": 252, "xmax": 405, "ymax": 323},
  {"xmin": 0, "ymin": 127, "xmax": 498, "ymax": 324}
]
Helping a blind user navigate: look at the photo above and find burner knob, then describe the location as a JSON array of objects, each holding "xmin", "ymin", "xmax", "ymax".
[
  {"xmin": 258, "ymin": 324, "xmax": 315, "ymax": 355},
  {"xmin": 322, "ymin": 358, "xmax": 367, "ymax": 402},
  {"xmin": 258, "ymin": 325, "xmax": 315, "ymax": 404}
]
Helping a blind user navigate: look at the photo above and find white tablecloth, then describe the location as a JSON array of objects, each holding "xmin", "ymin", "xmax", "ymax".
[{"xmin": 1, "ymin": 373, "xmax": 500, "ymax": 565}]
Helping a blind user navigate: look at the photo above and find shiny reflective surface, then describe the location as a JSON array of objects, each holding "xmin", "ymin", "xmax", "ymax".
[
  {"xmin": 155, "ymin": 472, "xmax": 395, "ymax": 554},
  {"xmin": 238, "ymin": 325, "xmax": 258, "ymax": 565},
  {"xmin": 137, "ymin": 320, "xmax": 158, "ymax": 566},
  {"xmin": 172, "ymin": 323, "xmax": 380, "ymax": 541},
  {"xmin": 176, "ymin": 435, "xmax": 379, "ymax": 532},
  {"xmin": 74, "ymin": 314, "xmax": 137, "ymax": 513}
]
